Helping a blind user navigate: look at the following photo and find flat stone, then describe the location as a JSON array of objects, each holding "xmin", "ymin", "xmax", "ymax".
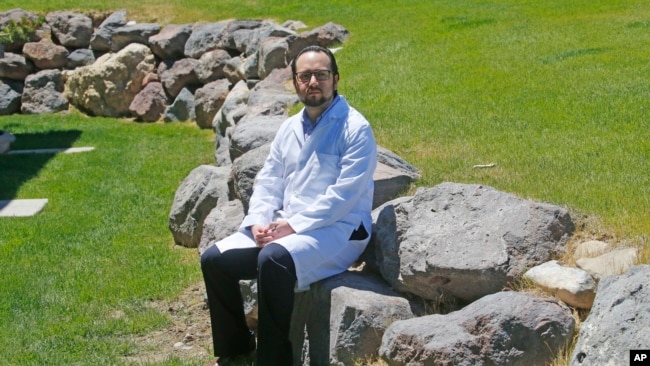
[
  {"xmin": 576, "ymin": 248, "xmax": 638, "ymax": 279},
  {"xmin": 7, "ymin": 147, "xmax": 95, "ymax": 154},
  {"xmin": 573, "ymin": 240, "xmax": 611, "ymax": 259},
  {"xmin": 0, "ymin": 199, "xmax": 49, "ymax": 217}
]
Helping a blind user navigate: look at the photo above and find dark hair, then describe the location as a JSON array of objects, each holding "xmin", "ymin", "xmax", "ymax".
[{"xmin": 291, "ymin": 45, "xmax": 339, "ymax": 76}]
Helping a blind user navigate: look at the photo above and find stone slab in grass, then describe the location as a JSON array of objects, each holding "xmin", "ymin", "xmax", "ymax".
[
  {"xmin": 0, "ymin": 199, "xmax": 49, "ymax": 217},
  {"xmin": 6, "ymin": 147, "xmax": 95, "ymax": 154}
]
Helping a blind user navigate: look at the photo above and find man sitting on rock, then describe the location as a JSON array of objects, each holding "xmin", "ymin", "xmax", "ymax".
[{"xmin": 200, "ymin": 44, "xmax": 377, "ymax": 365}]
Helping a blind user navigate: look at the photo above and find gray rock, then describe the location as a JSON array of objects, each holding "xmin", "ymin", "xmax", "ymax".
[
  {"xmin": 571, "ymin": 265, "xmax": 650, "ymax": 366},
  {"xmin": 371, "ymin": 183, "xmax": 574, "ymax": 302},
  {"xmin": 183, "ymin": 21, "xmax": 230, "ymax": 59},
  {"xmin": 214, "ymin": 128, "xmax": 233, "ymax": 167},
  {"xmin": 243, "ymin": 22, "xmax": 296, "ymax": 57},
  {"xmin": 242, "ymin": 52, "xmax": 260, "ymax": 79},
  {"xmin": 214, "ymin": 80, "xmax": 250, "ymax": 136},
  {"xmin": 160, "ymin": 58, "xmax": 201, "ymax": 99},
  {"xmin": 223, "ymin": 56, "xmax": 245, "ymax": 84},
  {"xmin": 45, "ymin": 11, "xmax": 93, "ymax": 48},
  {"xmin": 148, "ymin": 23, "xmax": 192, "ymax": 60},
  {"xmin": 231, "ymin": 143, "xmax": 271, "ymax": 212},
  {"xmin": 282, "ymin": 20, "xmax": 308, "ymax": 31},
  {"xmin": 65, "ymin": 48, "xmax": 95, "ymax": 69},
  {"xmin": 247, "ymin": 66, "xmax": 299, "ymax": 110},
  {"xmin": 302, "ymin": 271, "xmax": 421, "ymax": 366},
  {"xmin": 196, "ymin": 49, "xmax": 231, "ymax": 84},
  {"xmin": 0, "ymin": 52, "xmax": 35, "ymax": 81},
  {"xmin": 110, "ymin": 23, "xmax": 161, "ymax": 52},
  {"xmin": 0, "ymin": 9, "xmax": 43, "ymax": 53},
  {"xmin": 21, "ymin": 69, "xmax": 68, "ymax": 114},
  {"xmin": 163, "ymin": 87, "xmax": 196, "ymax": 122},
  {"xmin": 168, "ymin": 165, "xmax": 230, "ymax": 248},
  {"xmin": 380, "ymin": 291, "xmax": 575, "ymax": 366},
  {"xmin": 0, "ymin": 79, "xmax": 23, "ymax": 115},
  {"xmin": 90, "ymin": 9, "xmax": 128, "ymax": 52},
  {"xmin": 286, "ymin": 22, "xmax": 350, "ymax": 63},
  {"xmin": 194, "ymin": 79, "xmax": 231, "ymax": 129},
  {"xmin": 377, "ymin": 145, "xmax": 421, "ymax": 180},
  {"xmin": 198, "ymin": 199, "xmax": 245, "ymax": 255},
  {"xmin": 257, "ymin": 36, "xmax": 289, "ymax": 80},
  {"xmin": 372, "ymin": 162, "xmax": 416, "ymax": 209},
  {"xmin": 229, "ymin": 109, "xmax": 285, "ymax": 161}
]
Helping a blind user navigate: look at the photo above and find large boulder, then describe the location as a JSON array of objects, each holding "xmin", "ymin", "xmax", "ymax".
[
  {"xmin": 570, "ymin": 265, "xmax": 650, "ymax": 366},
  {"xmin": 168, "ymin": 165, "xmax": 230, "ymax": 248},
  {"xmin": 45, "ymin": 11, "xmax": 93, "ymax": 48},
  {"xmin": 22, "ymin": 42, "xmax": 69, "ymax": 69},
  {"xmin": 89, "ymin": 9, "xmax": 128, "ymax": 52},
  {"xmin": 21, "ymin": 69, "xmax": 69, "ymax": 114},
  {"xmin": 379, "ymin": 291, "xmax": 575, "ymax": 366},
  {"xmin": 229, "ymin": 109, "xmax": 285, "ymax": 161},
  {"xmin": 183, "ymin": 21, "xmax": 230, "ymax": 59},
  {"xmin": 257, "ymin": 36, "xmax": 289, "ymax": 80},
  {"xmin": 230, "ymin": 143, "xmax": 271, "ymax": 212},
  {"xmin": 298, "ymin": 271, "xmax": 421, "ymax": 366},
  {"xmin": 368, "ymin": 182, "xmax": 575, "ymax": 302},
  {"xmin": 65, "ymin": 43, "xmax": 156, "ymax": 117},
  {"xmin": 148, "ymin": 23, "xmax": 192, "ymax": 60},
  {"xmin": 198, "ymin": 199, "xmax": 245, "ymax": 255}
]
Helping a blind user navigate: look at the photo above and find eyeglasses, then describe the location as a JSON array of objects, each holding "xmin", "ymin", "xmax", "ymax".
[{"xmin": 294, "ymin": 70, "xmax": 332, "ymax": 83}]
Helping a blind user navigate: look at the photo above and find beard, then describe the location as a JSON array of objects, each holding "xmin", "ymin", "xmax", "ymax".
[
  {"xmin": 301, "ymin": 95, "xmax": 329, "ymax": 107},
  {"xmin": 298, "ymin": 87, "xmax": 334, "ymax": 108}
]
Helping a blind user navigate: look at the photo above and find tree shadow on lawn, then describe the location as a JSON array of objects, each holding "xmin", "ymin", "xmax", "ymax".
[{"xmin": 0, "ymin": 129, "xmax": 82, "ymax": 201}]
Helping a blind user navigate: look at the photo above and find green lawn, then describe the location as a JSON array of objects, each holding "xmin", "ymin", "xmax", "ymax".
[{"xmin": 1, "ymin": 0, "xmax": 649, "ymax": 364}]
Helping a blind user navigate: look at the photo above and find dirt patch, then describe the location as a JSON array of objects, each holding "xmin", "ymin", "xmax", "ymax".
[{"xmin": 124, "ymin": 281, "xmax": 214, "ymax": 365}]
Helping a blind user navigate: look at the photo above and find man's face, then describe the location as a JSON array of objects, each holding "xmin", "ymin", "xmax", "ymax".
[{"xmin": 293, "ymin": 51, "xmax": 339, "ymax": 109}]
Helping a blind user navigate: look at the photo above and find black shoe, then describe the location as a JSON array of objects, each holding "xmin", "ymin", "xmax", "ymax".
[{"xmin": 211, "ymin": 332, "xmax": 256, "ymax": 366}]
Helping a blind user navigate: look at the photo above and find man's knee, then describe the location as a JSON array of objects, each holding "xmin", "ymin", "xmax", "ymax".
[
  {"xmin": 258, "ymin": 243, "xmax": 296, "ymax": 278},
  {"xmin": 200, "ymin": 243, "xmax": 222, "ymax": 271}
]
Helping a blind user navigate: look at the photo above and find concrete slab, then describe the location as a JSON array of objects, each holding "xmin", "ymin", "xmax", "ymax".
[
  {"xmin": 6, "ymin": 147, "xmax": 95, "ymax": 154},
  {"xmin": 0, "ymin": 199, "xmax": 49, "ymax": 217}
]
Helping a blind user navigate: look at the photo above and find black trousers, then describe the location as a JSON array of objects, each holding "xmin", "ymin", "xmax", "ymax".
[{"xmin": 200, "ymin": 242, "xmax": 297, "ymax": 366}]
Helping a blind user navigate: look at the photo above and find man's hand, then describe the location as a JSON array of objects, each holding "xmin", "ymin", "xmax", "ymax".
[{"xmin": 251, "ymin": 220, "xmax": 295, "ymax": 247}]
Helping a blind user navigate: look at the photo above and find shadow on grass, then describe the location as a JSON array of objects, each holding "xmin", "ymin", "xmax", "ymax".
[{"xmin": 0, "ymin": 129, "xmax": 82, "ymax": 200}]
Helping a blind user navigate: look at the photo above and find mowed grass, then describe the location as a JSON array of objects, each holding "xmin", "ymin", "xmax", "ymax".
[
  {"xmin": 0, "ymin": 114, "xmax": 214, "ymax": 364},
  {"xmin": 1, "ymin": 0, "xmax": 649, "ymax": 364}
]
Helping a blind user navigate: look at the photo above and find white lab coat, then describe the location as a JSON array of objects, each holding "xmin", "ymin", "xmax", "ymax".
[{"xmin": 215, "ymin": 96, "xmax": 377, "ymax": 290}]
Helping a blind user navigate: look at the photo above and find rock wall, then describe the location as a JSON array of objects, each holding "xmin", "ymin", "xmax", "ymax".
[{"xmin": 0, "ymin": 8, "xmax": 348, "ymax": 122}]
